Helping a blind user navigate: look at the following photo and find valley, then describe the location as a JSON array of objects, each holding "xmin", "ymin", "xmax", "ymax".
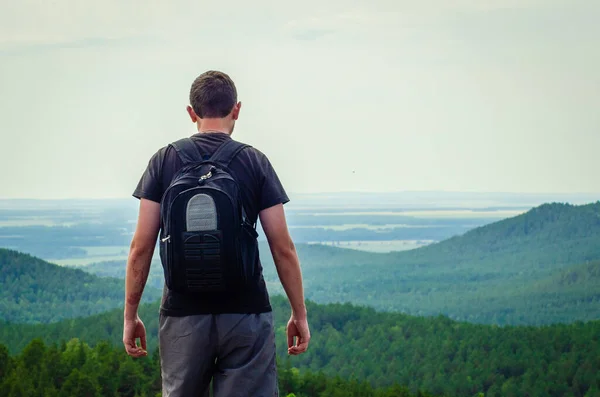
[{"xmin": 1, "ymin": 194, "xmax": 599, "ymax": 396}]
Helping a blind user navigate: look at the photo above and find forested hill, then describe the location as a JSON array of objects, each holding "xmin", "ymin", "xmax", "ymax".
[
  {"xmin": 0, "ymin": 249, "xmax": 161, "ymax": 323},
  {"xmin": 400, "ymin": 201, "xmax": 600, "ymax": 268},
  {"xmin": 2, "ymin": 296, "xmax": 599, "ymax": 397},
  {"xmin": 256, "ymin": 202, "xmax": 600, "ymax": 325},
  {"xmin": 65, "ymin": 202, "xmax": 600, "ymax": 326},
  {"xmin": 542, "ymin": 260, "xmax": 600, "ymax": 287}
]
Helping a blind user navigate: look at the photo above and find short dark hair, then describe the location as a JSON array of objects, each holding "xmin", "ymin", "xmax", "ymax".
[{"xmin": 189, "ymin": 71, "xmax": 238, "ymax": 118}]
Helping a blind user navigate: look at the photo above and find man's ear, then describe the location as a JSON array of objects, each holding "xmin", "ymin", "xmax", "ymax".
[
  {"xmin": 232, "ymin": 101, "xmax": 242, "ymax": 120},
  {"xmin": 186, "ymin": 105, "xmax": 198, "ymax": 123}
]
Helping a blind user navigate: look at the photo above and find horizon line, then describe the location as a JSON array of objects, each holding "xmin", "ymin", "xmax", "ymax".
[{"xmin": 0, "ymin": 190, "xmax": 599, "ymax": 201}]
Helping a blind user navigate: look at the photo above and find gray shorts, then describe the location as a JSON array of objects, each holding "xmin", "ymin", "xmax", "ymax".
[{"xmin": 159, "ymin": 311, "xmax": 278, "ymax": 397}]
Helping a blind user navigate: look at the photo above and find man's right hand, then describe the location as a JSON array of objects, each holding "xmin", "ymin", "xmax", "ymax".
[
  {"xmin": 259, "ymin": 204, "xmax": 310, "ymax": 355},
  {"xmin": 287, "ymin": 313, "xmax": 310, "ymax": 355}
]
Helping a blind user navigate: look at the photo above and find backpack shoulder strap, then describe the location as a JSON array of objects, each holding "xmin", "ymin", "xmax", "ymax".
[
  {"xmin": 169, "ymin": 138, "xmax": 204, "ymax": 165},
  {"xmin": 210, "ymin": 139, "xmax": 250, "ymax": 167},
  {"xmin": 211, "ymin": 139, "xmax": 253, "ymax": 226}
]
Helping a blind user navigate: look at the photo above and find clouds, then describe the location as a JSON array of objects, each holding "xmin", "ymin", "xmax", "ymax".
[
  {"xmin": 0, "ymin": 0, "xmax": 559, "ymax": 49},
  {"xmin": 0, "ymin": 0, "xmax": 598, "ymax": 198},
  {"xmin": 1, "ymin": 1, "xmax": 142, "ymax": 48}
]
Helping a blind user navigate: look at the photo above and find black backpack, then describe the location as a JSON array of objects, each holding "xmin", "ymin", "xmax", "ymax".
[{"xmin": 158, "ymin": 137, "xmax": 259, "ymax": 295}]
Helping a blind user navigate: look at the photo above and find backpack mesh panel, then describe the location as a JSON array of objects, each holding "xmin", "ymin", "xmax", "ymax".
[{"xmin": 186, "ymin": 194, "xmax": 217, "ymax": 231}]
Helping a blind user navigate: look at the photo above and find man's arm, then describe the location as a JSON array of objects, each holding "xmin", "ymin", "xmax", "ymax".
[
  {"xmin": 123, "ymin": 198, "xmax": 161, "ymax": 357},
  {"xmin": 259, "ymin": 203, "xmax": 310, "ymax": 355}
]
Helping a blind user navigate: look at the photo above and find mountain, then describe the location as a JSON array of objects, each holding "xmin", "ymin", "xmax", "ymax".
[
  {"xmin": 1, "ymin": 296, "xmax": 599, "ymax": 397},
  {"xmin": 0, "ymin": 249, "xmax": 162, "ymax": 323},
  {"xmin": 401, "ymin": 201, "xmax": 600, "ymax": 267},
  {"xmin": 259, "ymin": 202, "xmax": 600, "ymax": 325},
  {"xmin": 75, "ymin": 202, "xmax": 600, "ymax": 325}
]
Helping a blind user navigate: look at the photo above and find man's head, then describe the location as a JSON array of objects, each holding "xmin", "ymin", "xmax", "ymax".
[{"xmin": 186, "ymin": 70, "xmax": 241, "ymax": 134}]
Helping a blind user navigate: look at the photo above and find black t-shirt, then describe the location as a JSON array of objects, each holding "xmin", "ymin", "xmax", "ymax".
[{"xmin": 132, "ymin": 132, "xmax": 289, "ymax": 316}]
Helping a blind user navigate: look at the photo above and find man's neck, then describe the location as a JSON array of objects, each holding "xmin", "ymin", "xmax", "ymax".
[
  {"xmin": 196, "ymin": 128, "xmax": 230, "ymax": 135},
  {"xmin": 196, "ymin": 120, "xmax": 232, "ymax": 135}
]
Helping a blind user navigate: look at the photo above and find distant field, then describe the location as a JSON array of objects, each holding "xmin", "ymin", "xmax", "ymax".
[
  {"xmin": 49, "ymin": 246, "xmax": 130, "ymax": 266},
  {"xmin": 307, "ymin": 209, "xmax": 526, "ymax": 219},
  {"xmin": 0, "ymin": 218, "xmax": 65, "ymax": 227},
  {"xmin": 50, "ymin": 255, "xmax": 129, "ymax": 267},
  {"xmin": 0, "ymin": 198, "xmax": 534, "ymax": 262},
  {"xmin": 308, "ymin": 239, "xmax": 434, "ymax": 253},
  {"xmin": 50, "ymin": 239, "xmax": 432, "ymax": 265},
  {"xmin": 81, "ymin": 246, "xmax": 130, "ymax": 256},
  {"xmin": 290, "ymin": 223, "xmax": 456, "ymax": 231}
]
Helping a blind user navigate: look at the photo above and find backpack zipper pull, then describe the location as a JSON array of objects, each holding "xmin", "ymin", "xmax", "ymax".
[
  {"xmin": 199, "ymin": 167, "xmax": 217, "ymax": 185},
  {"xmin": 161, "ymin": 235, "xmax": 171, "ymax": 243}
]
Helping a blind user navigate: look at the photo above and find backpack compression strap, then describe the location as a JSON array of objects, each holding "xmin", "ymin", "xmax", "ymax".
[
  {"xmin": 169, "ymin": 138, "xmax": 204, "ymax": 165},
  {"xmin": 209, "ymin": 139, "xmax": 250, "ymax": 168}
]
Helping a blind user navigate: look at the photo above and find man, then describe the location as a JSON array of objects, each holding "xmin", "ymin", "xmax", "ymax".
[{"xmin": 123, "ymin": 70, "xmax": 310, "ymax": 396}]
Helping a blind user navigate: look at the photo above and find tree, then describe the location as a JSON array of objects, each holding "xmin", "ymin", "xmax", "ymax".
[
  {"xmin": 59, "ymin": 369, "xmax": 100, "ymax": 397},
  {"xmin": 0, "ymin": 343, "xmax": 10, "ymax": 383}
]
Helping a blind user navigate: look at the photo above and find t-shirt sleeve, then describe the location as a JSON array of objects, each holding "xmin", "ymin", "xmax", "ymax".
[
  {"xmin": 132, "ymin": 147, "xmax": 166, "ymax": 203},
  {"xmin": 258, "ymin": 152, "xmax": 290, "ymax": 211}
]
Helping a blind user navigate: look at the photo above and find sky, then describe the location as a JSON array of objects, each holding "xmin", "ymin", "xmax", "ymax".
[{"xmin": 0, "ymin": 0, "xmax": 598, "ymax": 199}]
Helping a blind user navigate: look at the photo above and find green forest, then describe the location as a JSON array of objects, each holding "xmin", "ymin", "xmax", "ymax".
[
  {"xmin": 0, "ymin": 338, "xmax": 441, "ymax": 397},
  {"xmin": 0, "ymin": 249, "xmax": 161, "ymax": 323},
  {"xmin": 2, "ymin": 296, "xmax": 599, "ymax": 397}
]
